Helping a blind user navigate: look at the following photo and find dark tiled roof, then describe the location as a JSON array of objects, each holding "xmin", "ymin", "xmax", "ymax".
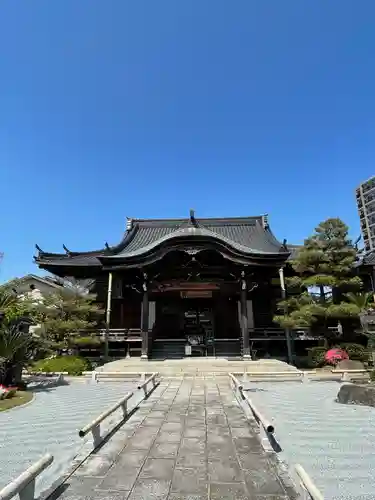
[
  {"xmin": 35, "ymin": 252, "xmax": 103, "ymax": 266},
  {"xmin": 107, "ymin": 217, "xmax": 287, "ymax": 258},
  {"xmin": 123, "ymin": 226, "xmax": 178, "ymax": 254},
  {"xmin": 35, "ymin": 215, "xmax": 290, "ymax": 268},
  {"xmin": 286, "ymin": 244, "xmax": 302, "ymax": 260}
]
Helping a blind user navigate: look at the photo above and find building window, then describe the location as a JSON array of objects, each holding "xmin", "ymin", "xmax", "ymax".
[{"xmin": 363, "ymin": 178, "xmax": 375, "ymax": 192}]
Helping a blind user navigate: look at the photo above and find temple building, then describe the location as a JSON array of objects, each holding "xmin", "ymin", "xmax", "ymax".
[{"xmin": 35, "ymin": 212, "xmax": 296, "ymax": 361}]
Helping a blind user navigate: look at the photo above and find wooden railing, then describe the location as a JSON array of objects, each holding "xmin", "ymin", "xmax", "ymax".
[
  {"xmin": 102, "ymin": 328, "xmax": 141, "ymax": 341},
  {"xmin": 229, "ymin": 373, "xmax": 324, "ymax": 499},
  {"xmin": 78, "ymin": 327, "xmax": 334, "ymax": 343},
  {"xmin": 248, "ymin": 327, "xmax": 287, "ymax": 339},
  {"xmin": 78, "ymin": 392, "xmax": 134, "ymax": 447},
  {"xmin": 137, "ymin": 373, "xmax": 158, "ymax": 397},
  {"xmin": 229, "ymin": 373, "xmax": 274, "ymax": 435},
  {"xmin": 76, "ymin": 328, "xmax": 142, "ymax": 342},
  {"xmin": 0, "ymin": 454, "xmax": 53, "ymax": 500},
  {"xmin": 295, "ymin": 464, "xmax": 324, "ymax": 500},
  {"xmin": 247, "ymin": 327, "xmax": 337, "ymax": 340},
  {"xmin": 78, "ymin": 373, "xmax": 159, "ymax": 447}
]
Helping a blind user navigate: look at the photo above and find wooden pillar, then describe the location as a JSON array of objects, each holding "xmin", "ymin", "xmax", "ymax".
[
  {"xmin": 279, "ymin": 266, "xmax": 293, "ymax": 365},
  {"xmin": 141, "ymin": 273, "xmax": 149, "ymax": 359},
  {"xmin": 120, "ymin": 301, "xmax": 124, "ymax": 328},
  {"xmin": 241, "ymin": 271, "xmax": 250, "ymax": 358},
  {"xmin": 371, "ymin": 266, "xmax": 375, "ymax": 303},
  {"xmin": 104, "ymin": 272, "xmax": 113, "ymax": 362}
]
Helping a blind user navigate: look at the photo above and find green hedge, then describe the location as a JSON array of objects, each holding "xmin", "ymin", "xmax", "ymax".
[
  {"xmin": 339, "ymin": 343, "xmax": 368, "ymax": 362},
  {"xmin": 32, "ymin": 356, "xmax": 92, "ymax": 376},
  {"xmin": 307, "ymin": 347, "xmax": 326, "ymax": 368},
  {"xmin": 69, "ymin": 336, "xmax": 102, "ymax": 347}
]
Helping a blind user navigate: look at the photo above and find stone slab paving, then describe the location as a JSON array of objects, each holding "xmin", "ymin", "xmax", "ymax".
[{"xmin": 48, "ymin": 378, "xmax": 296, "ymax": 500}]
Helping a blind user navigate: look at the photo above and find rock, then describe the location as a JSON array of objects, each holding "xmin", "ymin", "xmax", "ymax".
[
  {"xmin": 337, "ymin": 384, "xmax": 375, "ymax": 407},
  {"xmin": 336, "ymin": 359, "xmax": 365, "ymax": 370}
]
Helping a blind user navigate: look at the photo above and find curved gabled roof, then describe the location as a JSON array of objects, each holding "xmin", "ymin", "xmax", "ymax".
[
  {"xmin": 105, "ymin": 219, "xmax": 285, "ymax": 259},
  {"xmin": 35, "ymin": 215, "xmax": 291, "ymax": 270}
]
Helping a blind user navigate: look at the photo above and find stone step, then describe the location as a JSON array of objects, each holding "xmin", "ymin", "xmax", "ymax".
[{"xmin": 92, "ymin": 358, "xmax": 298, "ymax": 376}]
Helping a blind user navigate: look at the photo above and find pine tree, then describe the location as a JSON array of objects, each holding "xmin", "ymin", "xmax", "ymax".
[
  {"xmin": 0, "ymin": 280, "xmax": 37, "ymax": 323},
  {"xmin": 274, "ymin": 218, "xmax": 362, "ymax": 331},
  {"xmin": 34, "ymin": 288, "xmax": 104, "ymax": 349}
]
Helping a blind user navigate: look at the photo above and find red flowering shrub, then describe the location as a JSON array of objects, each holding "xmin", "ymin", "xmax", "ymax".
[
  {"xmin": 325, "ymin": 348, "xmax": 349, "ymax": 366},
  {"xmin": 0, "ymin": 384, "xmax": 18, "ymax": 400}
]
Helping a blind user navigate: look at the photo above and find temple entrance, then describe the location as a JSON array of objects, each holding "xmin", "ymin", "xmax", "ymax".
[
  {"xmin": 183, "ymin": 299, "xmax": 214, "ymax": 356},
  {"xmin": 150, "ymin": 290, "xmax": 240, "ymax": 359}
]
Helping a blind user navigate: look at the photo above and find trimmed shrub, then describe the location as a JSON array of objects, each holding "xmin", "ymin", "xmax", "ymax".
[
  {"xmin": 307, "ymin": 347, "xmax": 327, "ymax": 368},
  {"xmin": 70, "ymin": 336, "xmax": 102, "ymax": 347},
  {"xmin": 293, "ymin": 356, "xmax": 310, "ymax": 369},
  {"xmin": 339, "ymin": 343, "xmax": 368, "ymax": 363},
  {"xmin": 32, "ymin": 356, "xmax": 91, "ymax": 376}
]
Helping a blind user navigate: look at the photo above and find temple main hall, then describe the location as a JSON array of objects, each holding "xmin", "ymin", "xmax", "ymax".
[{"xmin": 35, "ymin": 212, "xmax": 296, "ymax": 361}]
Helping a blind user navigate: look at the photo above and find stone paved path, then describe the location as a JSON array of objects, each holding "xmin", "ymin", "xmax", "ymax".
[{"xmin": 50, "ymin": 378, "xmax": 296, "ymax": 500}]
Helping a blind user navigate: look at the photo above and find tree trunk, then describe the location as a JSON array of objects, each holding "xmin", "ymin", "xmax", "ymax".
[
  {"xmin": 1, "ymin": 362, "xmax": 24, "ymax": 386},
  {"xmin": 12, "ymin": 363, "xmax": 23, "ymax": 385},
  {"xmin": 3, "ymin": 362, "xmax": 14, "ymax": 386}
]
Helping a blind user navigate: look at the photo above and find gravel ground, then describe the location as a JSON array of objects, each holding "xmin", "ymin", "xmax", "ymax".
[
  {"xmin": 0, "ymin": 380, "xmax": 138, "ymax": 494},
  {"xmin": 244, "ymin": 381, "xmax": 375, "ymax": 500}
]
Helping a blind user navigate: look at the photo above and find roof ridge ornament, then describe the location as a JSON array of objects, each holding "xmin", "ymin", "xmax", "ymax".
[
  {"xmin": 63, "ymin": 244, "xmax": 71, "ymax": 255},
  {"xmin": 35, "ymin": 244, "xmax": 44, "ymax": 254},
  {"xmin": 189, "ymin": 209, "xmax": 199, "ymax": 228},
  {"xmin": 126, "ymin": 217, "xmax": 133, "ymax": 231},
  {"xmin": 261, "ymin": 214, "xmax": 269, "ymax": 229},
  {"xmin": 354, "ymin": 234, "xmax": 362, "ymax": 250}
]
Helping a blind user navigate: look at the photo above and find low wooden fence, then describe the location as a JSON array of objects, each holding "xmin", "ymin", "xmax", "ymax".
[
  {"xmin": 229, "ymin": 373, "xmax": 324, "ymax": 499},
  {"xmin": 78, "ymin": 392, "xmax": 134, "ymax": 447},
  {"xmin": 78, "ymin": 372, "xmax": 159, "ymax": 447},
  {"xmin": 0, "ymin": 454, "xmax": 53, "ymax": 500},
  {"xmin": 0, "ymin": 373, "xmax": 160, "ymax": 499},
  {"xmin": 295, "ymin": 464, "xmax": 324, "ymax": 500}
]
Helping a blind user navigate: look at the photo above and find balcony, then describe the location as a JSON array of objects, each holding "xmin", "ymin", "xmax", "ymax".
[{"xmin": 363, "ymin": 181, "xmax": 375, "ymax": 193}]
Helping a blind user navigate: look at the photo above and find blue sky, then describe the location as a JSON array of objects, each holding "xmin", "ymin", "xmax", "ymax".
[{"xmin": 1, "ymin": 1, "xmax": 375, "ymax": 282}]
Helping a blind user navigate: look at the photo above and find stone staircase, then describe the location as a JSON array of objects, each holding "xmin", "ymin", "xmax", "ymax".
[
  {"xmin": 151, "ymin": 340, "xmax": 186, "ymax": 359},
  {"xmin": 94, "ymin": 357, "xmax": 299, "ymax": 377}
]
